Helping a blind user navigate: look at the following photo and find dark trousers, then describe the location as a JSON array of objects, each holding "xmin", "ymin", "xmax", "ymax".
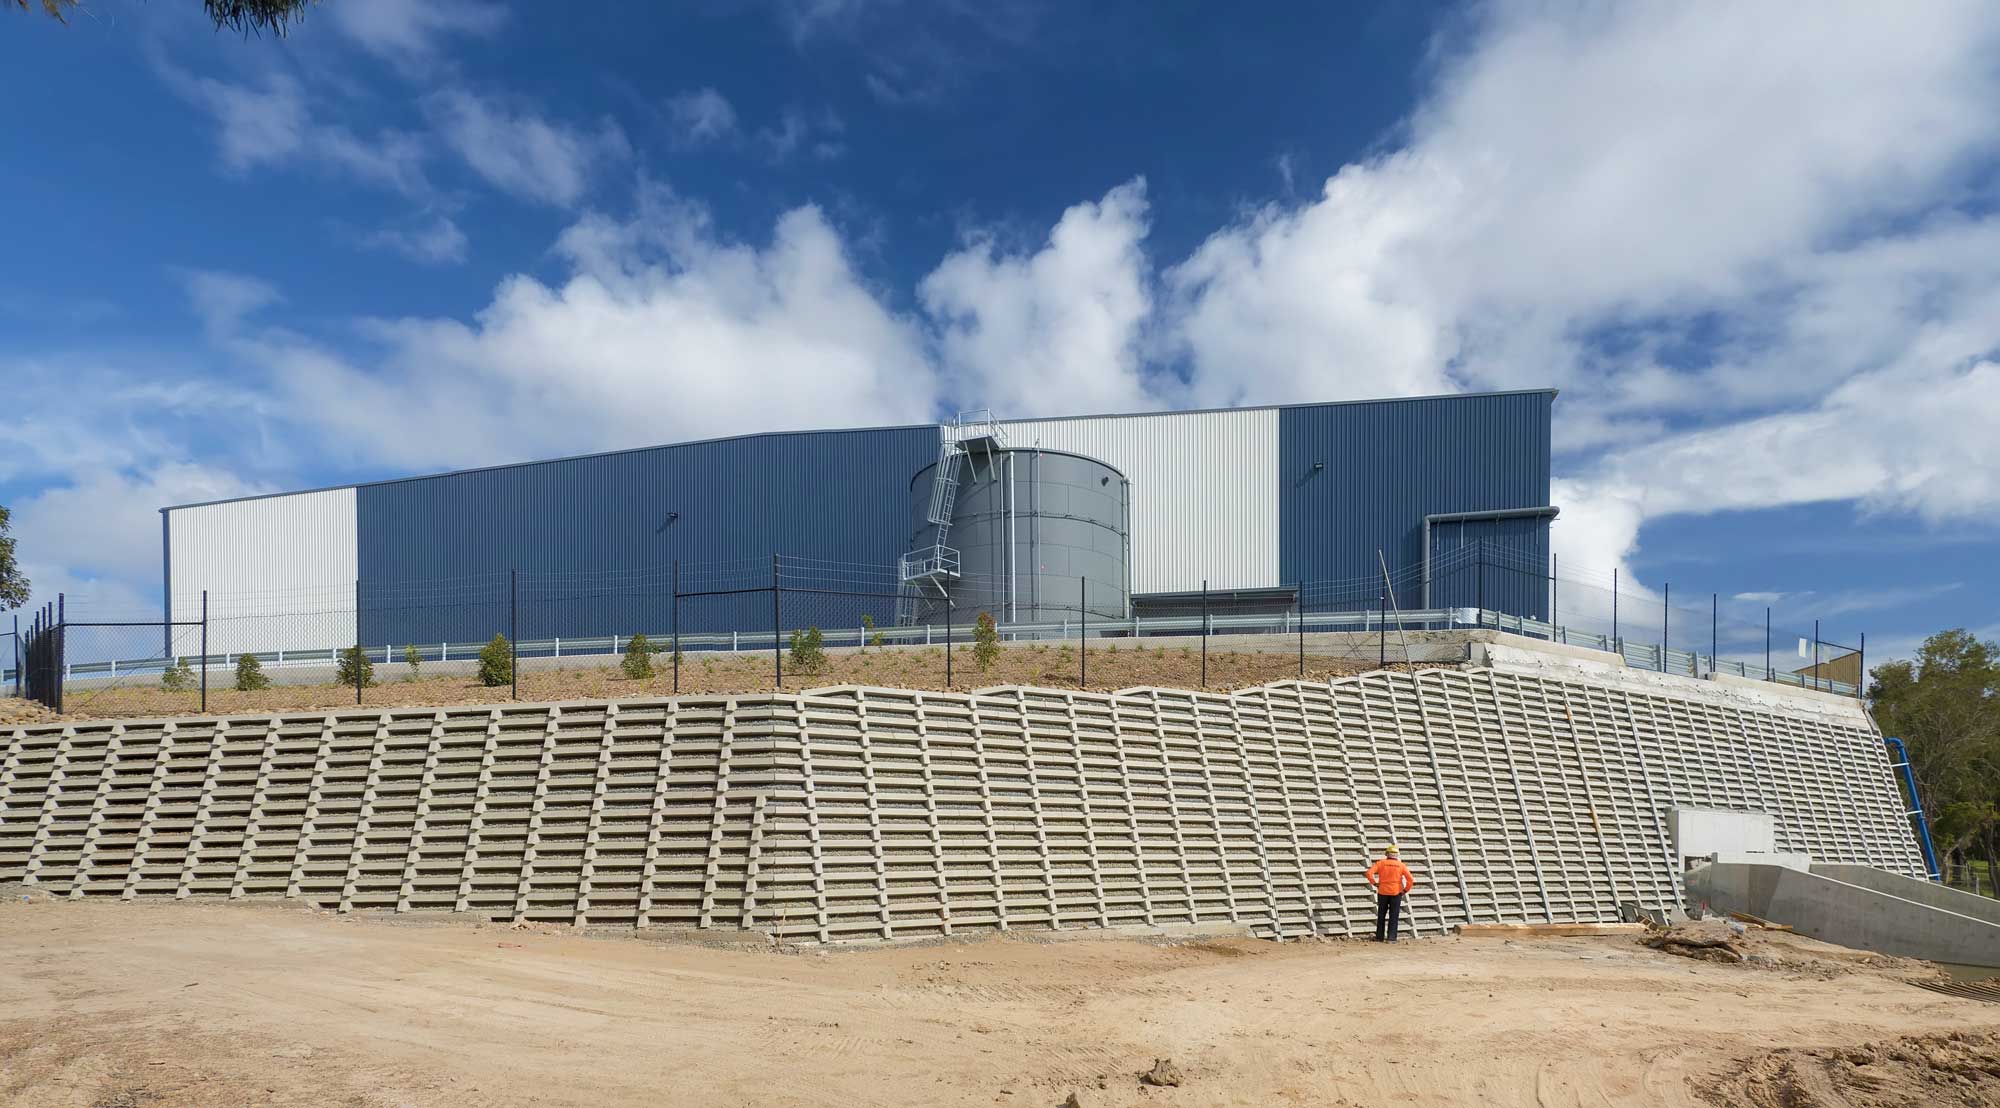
[{"xmin": 1374, "ymin": 893, "xmax": 1404, "ymax": 941}]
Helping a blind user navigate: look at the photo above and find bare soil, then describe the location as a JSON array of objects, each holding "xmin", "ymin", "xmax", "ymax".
[
  {"xmin": 26, "ymin": 645, "xmax": 1430, "ymax": 723},
  {"xmin": 1, "ymin": 896, "xmax": 1993, "ymax": 1108}
]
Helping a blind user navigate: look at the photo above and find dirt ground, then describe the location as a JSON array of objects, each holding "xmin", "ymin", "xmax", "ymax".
[
  {"xmin": 1, "ymin": 897, "xmax": 1994, "ymax": 1108},
  {"xmin": 16, "ymin": 644, "xmax": 1427, "ymax": 723}
]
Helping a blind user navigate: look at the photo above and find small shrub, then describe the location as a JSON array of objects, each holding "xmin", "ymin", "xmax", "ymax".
[
  {"xmin": 861, "ymin": 613, "xmax": 885, "ymax": 649},
  {"xmin": 234, "ymin": 653, "xmax": 270, "ymax": 692},
  {"xmin": 335, "ymin": 645, "xmax": 377, "ymax": 689},
  {"xmin": 403, "ymin": 644, "xmax": 423, "ymax": 681},
  {"xmin": 623, "ymin": 633, "xmax": 655, "ymax": 679},
  {"xmin": 974, "ymin": 611, "xmax": 1000, "ymax": 672},
  {"xmin": 161, "ymin": 657, "xmax": 195, "ymax": 692},
  {"xmin": 476, "ymin": 634, "xmax": 513, "ymax": 687},
  {"xmin": 788, "ymin": 626, "xmax": 827, "ymax": 676}
]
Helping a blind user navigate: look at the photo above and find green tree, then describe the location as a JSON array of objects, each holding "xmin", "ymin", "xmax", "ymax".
[
  {"xmin": 335, "ymin": 644, "xmax": 376, "ymax": 689},
  {"xmin": 403, "ymin": 644, "xmax": 423, "ymax": 682},
  {"xmin": 861, "ymin": 613, "xmax": 885, "ymax": 649},
  {"xmin": 1872, "ymin": 629, "xmax": 2000, "ymax": 878},
  {"xmin": 234, "ymin": 652, "xmax": 270, "ymax": 691},
  {"xmin": 973, "ymin": 611, "xmax": 1000, "ymax": 672},
  {"xmin": 788, "ymin": 626, "xmax": 827, "ymax": 676},
  {"xmin": 21, "ymin": 0, "xmax": 320, "ymax": 34},
  {"xmin": 161, "ymin": 656, "xmax": 195, "ymax": 692},
  {"xmin": 623, "ymin": 633, "xmax": 654, "ymax": 680},
  {"xmin": 0, "ymin": 505, "xmax": 27, "ymax": 611},
  {"xmin": 477, "ymin": 633, "xmax": 513, "ymax": 688}
]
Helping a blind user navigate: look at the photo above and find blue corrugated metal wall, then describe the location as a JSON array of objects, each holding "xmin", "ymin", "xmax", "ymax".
[
  {"xmin": 1277, "ymin": 391, "xmax": 1552, "ymax": 618},
  {"xmin": 357, "ymin": 426, "xmax": 938, "ymax": 646}
]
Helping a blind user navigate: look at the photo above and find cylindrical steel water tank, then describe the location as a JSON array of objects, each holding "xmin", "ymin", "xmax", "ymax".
[{"xmin": 905, "ymin": 446, "xmax": 1130, "ymax": 626}]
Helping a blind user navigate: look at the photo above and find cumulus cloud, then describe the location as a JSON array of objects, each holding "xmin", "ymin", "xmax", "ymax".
[
  {"xmin": 923, "ymin": 180, "xmax": 1156, "ymax": 416},
  {"xmin": 429, "ymin": 90, "xmax": 630, "ymax": 207},
  {"xmin": 226, "ymin": 187, "xmax": 936, "ymax": 469}
]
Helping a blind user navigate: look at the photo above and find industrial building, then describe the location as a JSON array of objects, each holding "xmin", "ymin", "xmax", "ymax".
[{"xmin": 161, "ymin": 389, "xmax": 1557, "ymax": 653}]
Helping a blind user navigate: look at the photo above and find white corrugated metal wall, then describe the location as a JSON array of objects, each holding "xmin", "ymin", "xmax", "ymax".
[
  {"xmin": 166, "ymin": 488, "xmax": 357, "ymax": 655},
  {"xmin": 987, "ymin": 409, "xmax": 1278, "ymax": 594}
]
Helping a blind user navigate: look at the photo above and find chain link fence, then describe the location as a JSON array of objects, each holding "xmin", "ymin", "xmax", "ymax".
[{"xmin": 4, "ymin": 545, "xmax": 1870, "ymax": 720}]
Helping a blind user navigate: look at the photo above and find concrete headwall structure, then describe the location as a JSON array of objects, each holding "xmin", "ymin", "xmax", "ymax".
[
  {"xmin": 0, "ymin": 662, "xmax": 1920, "ymax": 944},
  {"xmin": 1685, "ymin": 862, "xmax": 2000, "ymax": 966}
]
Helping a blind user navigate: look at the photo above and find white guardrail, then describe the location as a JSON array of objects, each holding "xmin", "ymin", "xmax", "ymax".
[{"xmin": 5, "ymin": 605, "xmax": 1860, "ymax": 698}]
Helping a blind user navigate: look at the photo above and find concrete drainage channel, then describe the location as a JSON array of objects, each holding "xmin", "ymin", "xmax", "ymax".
[{"xmin": 0, "ymin": 653, "xmax": 1924, "ymax": 945}]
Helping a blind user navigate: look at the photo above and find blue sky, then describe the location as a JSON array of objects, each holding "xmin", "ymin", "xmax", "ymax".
[{"xmin": 2, "ymin": 0, "xmax": 1997, "ymax": 665}]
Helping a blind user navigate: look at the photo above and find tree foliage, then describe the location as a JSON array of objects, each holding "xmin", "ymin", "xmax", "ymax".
[
  {"xmin": 336, "ymin": 644, "xmax": 376, "ymax": 689},
  {"xmin": 403, "ymin": 644, "xmax": 423, "ymax": 682},
  {"xmin": 0, "ymin": 505, "xmax": 27, "ymax": 611},
  {"xmin": 161, "ymin": 656, "xmax": 195, "ymax": 692},
  {"xmin": 477, "ymin": 633, "xmax": 512, "ymax": 688},
  {"xmin": 622, "ymin": 633, "xmax": 654, "ymax": 680},
  {"xmin": 973, "ymin": 611, "xmax": 1000, "ymax": 672},
  {"xmin": 20, "ymin": 0, "xmax": 320, "ymax": 35},
  {"xmin": 787, "ymin": 626, "xmax": 826, "ymax": 676},
  {"xmin": 1871, "ymin": 629, "xmax": 2000, "ymax": 877},
  {"xmin": 234, "ymin": 652, "xmax": 270, "ymax": 691}
]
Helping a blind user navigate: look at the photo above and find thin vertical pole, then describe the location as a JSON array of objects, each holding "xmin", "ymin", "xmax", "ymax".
[
  {"xmin": 1765, "ymin": 607, "xmax": 1772, "ymax": 680},
  {"xmin": 1612, "ymin": 567, "xmax": 1620, "ymax": 648},
  {"xmin": 509, "ymin": 569, "xmax": 518, "ymax": 701},
  {"xmin": 1552, "ymin": 553, "xmax": 1559, "ymax": 642},
  {"xmin": 11, "ymin": 613, "xmax": 18, "ymax": 698},
  {"xmin": 1079, "ymin": 576, "xmax": 1087, "ymax": 687},
  {"xmin": 1661, "ymin": 582, "xmax": 1669, "ymax": 673},
  {"xmin": 671, "ymin": 559, "xmax": 680, "ymax": 695},
  {"xmin": 1813, "ymin": 619, "xmax": 1821, "ymax": 692},
  {"xmin": 1710, "ymin": 593, "xmax": 1717, "ymax": 674},
  {"xmin": 201, "ymin": 589, "xmax": 209, "ymax": 713},
  {"xmin": 55, "ymin": 595, "xmax": 65, "ymax": 715},
  {"xmin": 772, "ymin": 554, "xmax": 781, "ymax": 690},
  {"xmin": 945, "ymin": 588, "xmax": 953, "ymax": 688},
  {"xmin": 355, "ymin": 579, "xmax": 363, "ymax": 706},
  {"xmin": 1200, "ymin": 579, "xmax": 1209, "ymax": 689},
  {"xmin": 1296, "ymin": 580, "xmax": 1304, "ymax": 678},
  {"xmin": 1379, "ymin": 588, "xmax": 1386, "ymax": 666},
  {"xmin": 1858, "ymin": 632, "xmax": 1866, "ymax": 698},
  {"xmin": 1477, "ymin": 539, "xmax": 1485, "ymax": 623}
]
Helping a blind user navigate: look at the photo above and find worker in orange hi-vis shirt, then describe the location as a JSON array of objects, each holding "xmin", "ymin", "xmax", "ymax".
[{"xmin": 1364, "ymin": 845, "xmax": 1415, "ymax": 942}]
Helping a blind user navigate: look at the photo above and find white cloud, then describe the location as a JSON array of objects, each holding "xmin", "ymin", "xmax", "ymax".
[
  {"xmin": 922, "ymin": 180, "xmax": 1156, "ymax": 416},
  {"xmin": 180, "ymin": 270, "xmax": 284, "ymax": 338},
  {"xmin": 1157, "ymin": 0, "xmax": 2000, "ymax": 575},
  {"xmin": 231, "ymin": 186, "xmax": 936, "ymax": 469},
  {"xmin": 327, "ymin": 0, "xmax": 508, "ymax": 60},
  {"xmin": 160, "ymin": 66, "xmax": 430, "ymax": 196},
  {"xmin": 429, "ymin": 90, "xmax": 630, "ymax": 207},
  {"xmin": 666, "ymin": 87, "xmax": 739, "ymax": 144},
  {"xmin": 359, "ymin": 215, "xmax": 471, "ymax": 266}
]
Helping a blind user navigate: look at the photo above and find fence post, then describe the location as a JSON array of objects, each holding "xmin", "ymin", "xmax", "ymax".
[
  {"xmin": 1079, "ymin": 576, "xmax": 1087, "ymax": 687},
  {"xmin": 1813, "ymin": 619, "xmax": 1821, "ymax": 692},
  {"xmin": 772, "ymin": 553, "xmax": 781, "ymax": 690},
  {"xmin": 1661, "ymin": 582, "xmax": 1670, "ymax": 673},
  {"xmin": 1379, "ymin": 588, "xmax": 1386, "ymax": 666},
  {"xmin": 201, "ymin": 589, "xmax": 209, "ymax": 713},
  {"xmin": 1765, "ymin": 607, "xmax": 1772, "ymax": 680},
  {"xmin": 55, "ymin": 595, "xmax": 65, "ymax": 715},
  {"xmin": 672, "ymin": 559, "xmax": 680, "ymax": 695},
  {"xmin": 1296, "ymin": 580, "xmax": 1304, "ymax": 678},
  {"xmin": 510, "ymin": 569, "xmax": 518, "ymax": 701},
  {"xmin": 1200, "ymin": 579, "xmax": 1209, "ymax": 689},
  {"xmin": 1710, "ymin": 593, "xmax": 1717, "ymax": 676},
  {"xmin": 1476, "ymin": 539, "xmax": 1485, "ymax": 623},
  {"xmin": 1858, "ymin": 632, "xmax": 1866, "ymax": 698},
  {"xmin": 11, "ymin": 613, "xmax": 17, "ymax": 698},
  {"xmin": 355, "ymin": 578, "xmax": 364, "ymax": 706},
  {"xmin": 1612, "ymin": 567, "xmax": 1620, "ymax": 651},
  {"xmin": 945, "ymin": 590, "xmax": 953, "ymax": 688}
]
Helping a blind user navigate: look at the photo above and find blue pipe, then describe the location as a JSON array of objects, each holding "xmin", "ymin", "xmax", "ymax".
[{"xmin": 1884, "ymin": 736, "xmax": 1942, "ymax": 881}]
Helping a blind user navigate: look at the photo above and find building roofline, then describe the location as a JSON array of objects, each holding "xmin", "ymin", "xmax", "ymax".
[{"xmin": 162, "ymin": 388, "xmax": 1558, "ymax": 514}]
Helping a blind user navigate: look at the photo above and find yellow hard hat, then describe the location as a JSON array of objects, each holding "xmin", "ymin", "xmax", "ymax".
[{"xmin": 1384, "ymin": 844, "xmax": 1400, "ymax": 855}]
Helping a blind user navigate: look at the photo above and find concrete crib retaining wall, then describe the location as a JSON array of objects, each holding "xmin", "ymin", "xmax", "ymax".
[{"xmin": 0, "ymin": 666, "xmax": 1923, "ymax": 943}]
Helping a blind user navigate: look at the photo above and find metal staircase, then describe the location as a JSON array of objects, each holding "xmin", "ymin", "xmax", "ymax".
[{"xmin": 897, "ymin": 410, "xmax": 1004, "ymax": 624}]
